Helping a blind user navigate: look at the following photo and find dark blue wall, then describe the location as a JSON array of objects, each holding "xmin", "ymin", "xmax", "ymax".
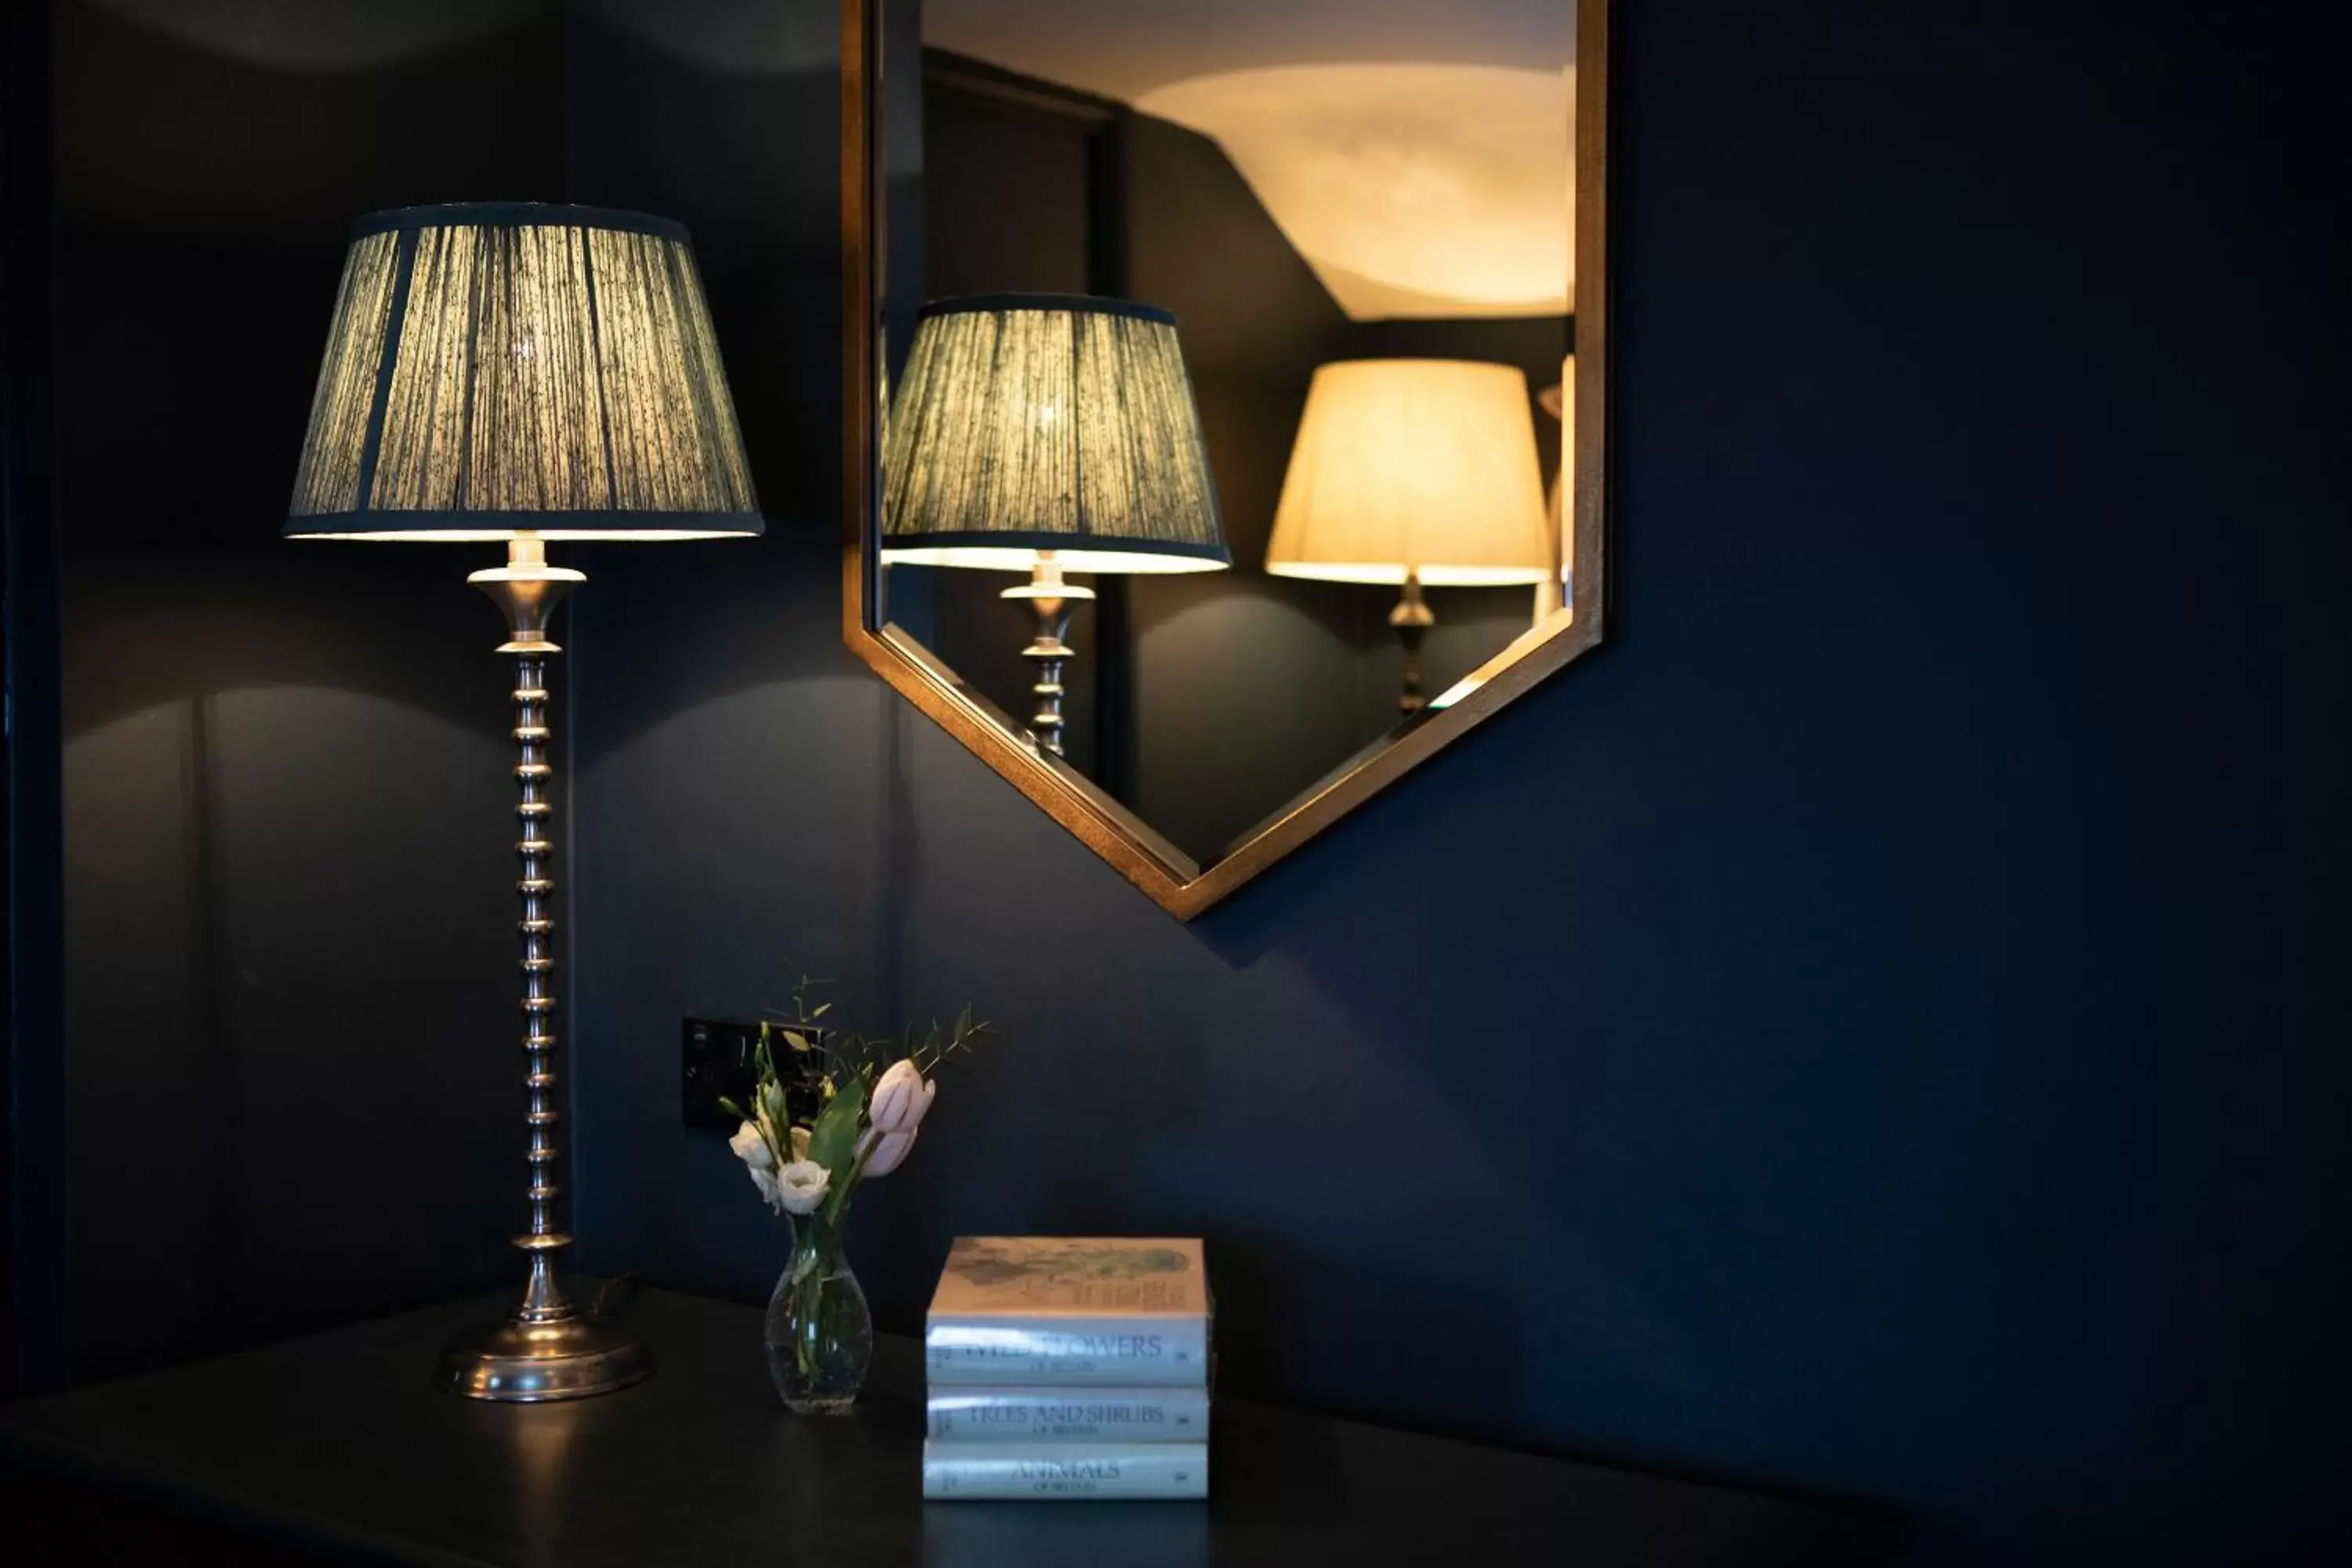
[
  {"xmin": 561, "ymin": 2, "xmax": 2343, "ymax": 1565},
  {"xmin": 28, "ymin": 0, "xmax": 570, "ymax": 1385},
  {"xmin": 3, "ymin": 0, "xmax": 2339, "ymax": 1559}
]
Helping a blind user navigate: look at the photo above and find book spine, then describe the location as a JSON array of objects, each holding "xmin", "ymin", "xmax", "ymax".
[
  {"xmin": 924, "ymin": 1316, "xmax": 1210, "ymax": 1386},
  {"xmin": 922, "ymin": 1440, "xmax": 1209, "ymax": 1501},
  {"xmin": 927, "ymin": 1387, "xmax": 1210, "ymax": 1443}
]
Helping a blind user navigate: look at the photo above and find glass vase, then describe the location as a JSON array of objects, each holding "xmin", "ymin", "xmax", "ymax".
[{"xmin": 764, "ymin": 1210, "xmax": 872, "ymax": 1414}]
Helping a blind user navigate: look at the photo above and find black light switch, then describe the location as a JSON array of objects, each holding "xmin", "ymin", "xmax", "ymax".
[{"xmin": 681, "ymin": 1017, "xmax": 830, "ymax": 1133}]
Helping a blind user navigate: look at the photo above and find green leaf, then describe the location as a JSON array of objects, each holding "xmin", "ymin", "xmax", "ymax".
[{"xmin": 806, "ymin": 1075, "xmax": 867, "ymax": 1181}]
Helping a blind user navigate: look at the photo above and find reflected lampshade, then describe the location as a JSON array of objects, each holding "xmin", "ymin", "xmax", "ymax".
[
  {"xmin": 881, "ymin": 294, "xmax": 1229, "ymax": 575},
  {"xmin": 1265, "ymin": 359, "xmax": 1550, "ymax": 586},
  {"xmin": 286, "ymin": 203, "xmax": 761, "ymax": 541}
]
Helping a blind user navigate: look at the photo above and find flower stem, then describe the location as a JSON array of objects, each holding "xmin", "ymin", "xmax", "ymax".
[{"xmin": 789, "ymin": 1210, "xmax": 846, "ymax": 1381}]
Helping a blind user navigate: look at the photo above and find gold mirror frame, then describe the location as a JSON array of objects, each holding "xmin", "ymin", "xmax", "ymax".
[{"xmin": 841, "ymin": 0, "xmax": 1612, "ymax": 919}]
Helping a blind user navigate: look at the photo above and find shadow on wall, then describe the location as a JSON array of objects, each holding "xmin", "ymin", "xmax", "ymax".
[
  {"xmin": 63, "ymin": 677, "xmax": 520, "ymax": 1376},
  {"xmin": 50, "ymin": 0, "xmax": 568, "ymax": 1380},
  {"xmin": 63, "ymin": 0, "xmax": 560, "ymax": 241},
  {"xmin": 562, "ymin": 0, "xmax": 844, "ymax": 768},
  {"xmin": 558, "ymin": 0, "xmax": 916, "ymax": 1307}
]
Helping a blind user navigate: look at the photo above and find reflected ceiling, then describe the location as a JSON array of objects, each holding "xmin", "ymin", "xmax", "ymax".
[
  {"xmin": 924, "ymin": 0, "xmax": 1574, "ymax": 320},
  {"xmin": 923, "ymin": 0, "xmax": 1574, "ymax": 97},
  {"xmin": 1137, "ymin": 64, "xmax": 1568, "ymax": 319}
]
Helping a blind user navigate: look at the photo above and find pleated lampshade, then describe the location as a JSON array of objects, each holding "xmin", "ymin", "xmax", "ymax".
[
  {"xmin": 1265, "ymin": 359, "xmax": 1550, "ymax": 586},
  {"xmin": 882, "ymin": 294, "xmax": 1228, "ymax": 574},
  {"xmin": 286, "ymin": 203, "xmax": 760, "ymax": 541}
]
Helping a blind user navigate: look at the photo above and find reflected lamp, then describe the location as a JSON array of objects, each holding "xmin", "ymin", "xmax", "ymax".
[
  {"xmin": 1265, "ymin": 358, "xmax": 1551, "ymax": 713},
  {"xmin": 882, "ymin": 293, "xmax": 1228, "ymax": 758}
]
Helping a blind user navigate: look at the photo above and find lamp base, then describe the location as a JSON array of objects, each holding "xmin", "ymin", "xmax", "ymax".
[
  {"xmin": 1390, "ymin": 569, "xmax": 1435, "ymax": 716},
  {"xmin": 1002, "ymin": 552, "xmax": 1094, "ymax": 757},
  {"xmin": 436, "ymin": 1308, "xmax": 653, "ymax": 1403}
]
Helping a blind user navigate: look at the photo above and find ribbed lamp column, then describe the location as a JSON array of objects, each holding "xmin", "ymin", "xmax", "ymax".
[
  {"xmin": 285, "ymin": 203, "xmax": 762, "ymax": 1401},
  {"xmin": 881, "ymin": 293, "xmax": 1228, "ymax": 757}
]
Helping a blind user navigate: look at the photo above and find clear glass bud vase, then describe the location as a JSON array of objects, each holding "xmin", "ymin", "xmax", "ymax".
[{"xmin": 764, "ymin": 1210, "xmax": 872, "ymax": 1414}]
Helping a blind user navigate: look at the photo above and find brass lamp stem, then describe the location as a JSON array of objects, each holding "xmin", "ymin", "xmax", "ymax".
[
  {"xmin": 1000, "ymin": 551, "xmax": 1095, "ymax": 758},
  {"xmin": 1390, "ymin": 569, "xmax": 1436, "ymax": 716},
  {"xmin": 439, "ymin": 536, "xmax": 651, "ymax": 1402}
]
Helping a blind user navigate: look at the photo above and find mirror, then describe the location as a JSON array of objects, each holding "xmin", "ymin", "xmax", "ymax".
[{"xmin": 845, "ymin": 0, "xmax": 1609, "ymax": 917}]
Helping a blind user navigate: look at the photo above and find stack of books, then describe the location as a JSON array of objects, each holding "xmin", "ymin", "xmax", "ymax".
[{"xmin": 922, "ymin": 1236, "xmax": 1211, "ymax": 1501}]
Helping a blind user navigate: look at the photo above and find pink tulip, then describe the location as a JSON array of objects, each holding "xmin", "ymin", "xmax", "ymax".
[
  {"xmin": 868, "ymin": 1059, "xmax": 937, "ymax": 1134},
  {"xmin": 858, "ymin": 1126, "xmax": 918, "ymax": 1177}
]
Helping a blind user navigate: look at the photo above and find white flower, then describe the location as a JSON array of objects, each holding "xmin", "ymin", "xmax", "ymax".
[
  {"xmin": 869, "ymin": 1059, "xmax": 937, "ymax": 1134},
  {"xmin": 858, "ymin": 1125, "xmax": 917, "ymax": 1178},
  {"xmin": 789, "ymin": 1125, "xmax": 811, "ymax": 1163},
  {"xmin": 729, "ymin": 1120, "xmax": 775, "ymax": 1171},
  {"xmin": 748, "ymin": 1165, "xmax": 782, "ymax": 1210},
  {"xmin": 775, "ymin": 1160, "xmax": 832, "ymax": 1215}
]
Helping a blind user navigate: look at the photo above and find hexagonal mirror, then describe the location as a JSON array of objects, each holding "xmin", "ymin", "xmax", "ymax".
[{"xmin": 844, "ymin": 0, "xmax": 1609, "ymax": 917}]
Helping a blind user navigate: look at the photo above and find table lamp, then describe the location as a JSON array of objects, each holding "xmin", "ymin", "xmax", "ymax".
[
  {"xmin": 880, "ymin": 293, "xmax": 1228, "ymax": 757},
  {"xmin": 285, "ymin": 203, "xmax": 761, "ymax": 1400},
  {"xmin": 1265, "ymin": 358, "xmax": 1551, "ymax": 713}
]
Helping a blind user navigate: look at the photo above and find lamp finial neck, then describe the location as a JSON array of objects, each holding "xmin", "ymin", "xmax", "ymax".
[{"xmin": 468, "ymin": 535, "xmax": 588, "ymax": 654}]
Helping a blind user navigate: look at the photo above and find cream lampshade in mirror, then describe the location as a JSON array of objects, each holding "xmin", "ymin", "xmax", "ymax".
[
  {"xmin": 1265, "ymin": 358, "xmax": 1552, "ymax": 714},
  {"xmin": 882, "ymin": 293, "xmax": 1229, "ymax": 758},
  {"xmin": 285, "ymin": 202, "xmax": 760, "ymax": 1403}
]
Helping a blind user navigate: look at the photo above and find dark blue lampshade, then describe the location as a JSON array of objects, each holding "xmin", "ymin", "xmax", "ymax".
[
  {"xmin": 286, "ymin": 203, "xmax": 761, "ymax": 542},
  {"xmin": 882, "ymin": 293, "xmax": 1227, "ymax": 575}
]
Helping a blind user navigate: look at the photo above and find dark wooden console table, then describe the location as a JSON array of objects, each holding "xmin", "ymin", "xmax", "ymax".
[{"xmin": 0, "ymin": 1287, "xmax": 1898, "ymax": 1566}]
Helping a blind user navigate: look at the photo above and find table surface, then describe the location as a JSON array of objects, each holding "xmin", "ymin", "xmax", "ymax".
[{"xmin": 0, "ymin": 1288, "xmax": 1899, "ymax": 1567}]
